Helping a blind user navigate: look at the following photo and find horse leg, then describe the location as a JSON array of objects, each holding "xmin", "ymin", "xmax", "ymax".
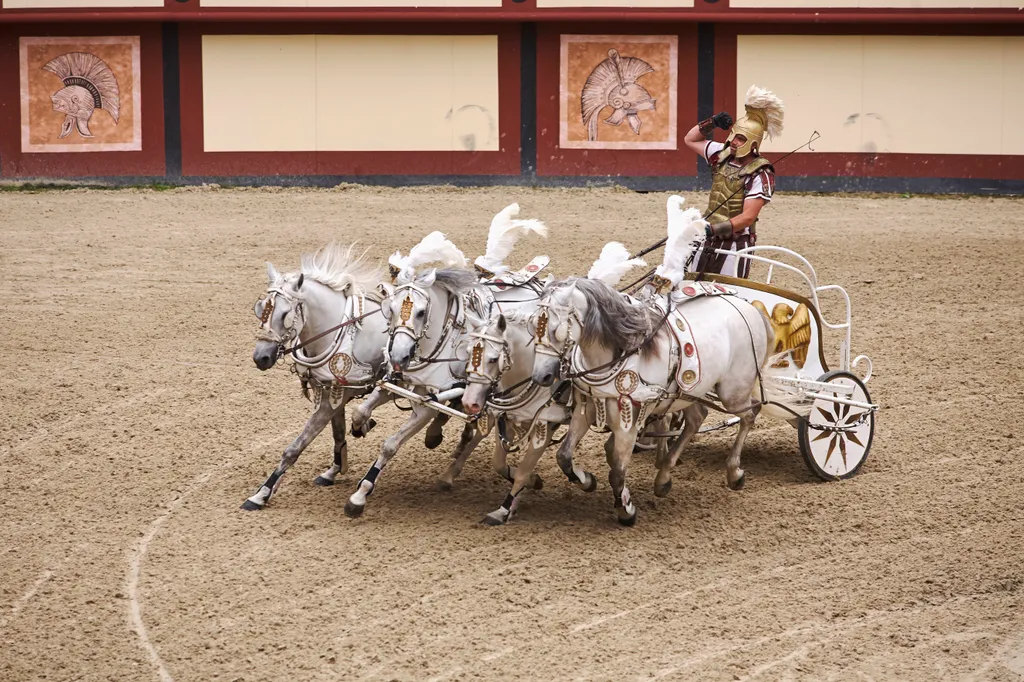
[
  {"xmin": 654, "ymin": 403, "xmax": 707, "ymax": 497},
  {"xmin": 424, "ymin": 411, "xmax": 451, "ymax": 450},
  {"xmin": 351, "ymin": 387, "xmax": 388, "ymax": 438},
  {"xmin": 436, "ymin": 422, "xmax": 483, "ymax": 491},
  {"xmin": 242, "ymin": 386, "xmax": 337, "ymax": 510},
  {"xmin": 608, "ymin": 417, "xmax": 641, "ymax": 527},
  {"xmin": 491, "ymin": 426, "xmax": 545, "ymax": 491},
  {"xmin": 313, "ymin": 397, "xmax": 351, "ymax": 486},
  {"xmin": 481, "ymin": 438, "xmax": 548, "ymax": 526},
  {"xmin": 718, "ymin": 398, "xmax": 759, "ymax": 490},
  {"xmin": 344, "ymin": 403, "xmax": 435, "ymax": 518},
  {"xmin": 555, "ymin": 397, "xmax": 598, "ymax": 493}
]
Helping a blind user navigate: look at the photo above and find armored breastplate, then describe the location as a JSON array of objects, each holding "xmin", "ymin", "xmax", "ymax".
[{"xmin": 706, "ymin": 156, "xmax": 774, "ymax": 229}]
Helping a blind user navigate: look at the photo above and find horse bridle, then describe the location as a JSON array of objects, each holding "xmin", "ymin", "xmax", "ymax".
[
  {"xmin": 465, "ymin": 328, "xmax": 512, "ymax": 390},
  {"xmin": 254, "ymin": 287, "xmax": 306, "ymax": 354},
  {"xmin": 529, "ymin": 295, "xmax": 581, "ymax": 375}
]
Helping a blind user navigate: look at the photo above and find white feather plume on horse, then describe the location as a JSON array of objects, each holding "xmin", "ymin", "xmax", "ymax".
[
  {"xmin": 474, "ymin": 203, "xmax": 548, "ymax": 276},
  {"xmin": 388, "ymin": 231, "xmax": 467, "ymax": 284},
  {"xmin": 587, "ymin": 241, "xmax": 646, "ymax": 286},
  {"xmin": 656, "ymin": 195, "xmax": 706, "ymax": 287}
]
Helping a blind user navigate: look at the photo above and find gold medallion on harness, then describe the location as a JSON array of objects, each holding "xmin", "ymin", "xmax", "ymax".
[
  {"xmin": 400, "ymin": 297, "xmax": 413, "ymax": 325},
  {"xmin": 682, "ymin": 369, "xmax": 697, "ymax": 384},
  {"xmin": 329, "ymin": 353, "xmax": 354, "ymax": 381},
  {"xmin": 614, "ymin": 370, "xmax": 640, "ymax": 395}
]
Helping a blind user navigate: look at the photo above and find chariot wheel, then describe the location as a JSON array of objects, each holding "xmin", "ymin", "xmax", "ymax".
[{"xmin": 797, "ymin": 370, "xmax": 875, "ymax": 481}]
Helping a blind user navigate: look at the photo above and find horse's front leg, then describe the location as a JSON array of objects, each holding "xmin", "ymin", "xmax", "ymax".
[
  {"xmin": 653, "ymin": 403, "xmax": 707, "ymax": 497},
  {"xmin": 344, "ymin": 403, "xmax": 436, "ymax": 518},
  {"xmin": 242, "ymin": 386, "xmax": 338, "ymax": 510},
  {"xmin": 607, "ymin": 411, "xmax": 642, "ymax": 526},
  {"xmin": 436, "ymin": 421, "xmax": 484, "ymax": 491},
  {"xmin": 555, "ymin": 396, "xmax": 599, "ymax": 493},
  {"xmin": 481, "ymin": 426, "xmax": 550, "ymax": 526},
  {"xmin": 491, "ymin": 423, "xmax": 544, "ymax": 491},
  {"xmin": 424, "ymin": 411, "xmax": 451, "ymax": 450},
  {"xmin": 313, "ymin": 395, "xmax": 352, "ymax": 486},
  {"xmin": 350, "ymin": 387, "xmax": 388, "ymax": 437}
]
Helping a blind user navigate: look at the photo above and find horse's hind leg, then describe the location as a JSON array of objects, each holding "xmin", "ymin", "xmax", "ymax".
[
  {"xmin": 437, "ymin": 422, "xmax": 483, "ymax": 491},
  {"xmin": 653, "ymin": 403, "xmax": 707, "ymax": 497},
  {"xmin": 314, "ymin": 398, "xmax": 351, "ymax": 487},
  {"xmin": 242, "ymin": 386, "xmax": 338, "ymax": 510},
  {"xmin": 345, "ymin": 403, "xmax": 435, "ymax": 518},
  {"xmin": 719, "ymin": 398, "xmax": 759, "ymax": 490}
]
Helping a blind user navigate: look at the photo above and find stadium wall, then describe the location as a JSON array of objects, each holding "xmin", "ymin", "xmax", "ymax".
[{"xmin": 1, "ymin": 2, "xmax": 1022, "ymax": 193}]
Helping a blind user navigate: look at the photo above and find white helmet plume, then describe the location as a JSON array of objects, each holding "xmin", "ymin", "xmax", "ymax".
[
  {"xmin": 388, "ymin": 231, "xmax": 467, "ymax": 284},
  {"xmin": 655, "ymin": 195, "xmax": 706, "ymax": 287},
  {"xmin": 587, "ymin": 241, "xmax": 646, "ymax": 287},
  {"xmin": 474, "ymin": 203, "xmax": 548, "ymax": 276}
]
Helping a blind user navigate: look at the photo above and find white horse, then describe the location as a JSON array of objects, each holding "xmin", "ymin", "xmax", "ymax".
[
  {"xmin": 458, "ymin": 308, "xmax": 572, "ymax": 525},
  {"xmin": 244, "ymin": 243, "xmax": 395, "ymax": 510},
  {"xmin": 529, "ymin": 200, "xmax": 809, "ymax": 525},
  {"xmin": 345, "ymin": 208, "xmax": 548, "ymax": 518}
]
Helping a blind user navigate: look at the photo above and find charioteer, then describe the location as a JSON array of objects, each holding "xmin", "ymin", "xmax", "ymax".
[{"xmin": 683, "ymin": 85, "xmax": 785, "ymax": 279}]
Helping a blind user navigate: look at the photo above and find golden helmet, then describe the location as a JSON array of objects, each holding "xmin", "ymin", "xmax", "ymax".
[{"xmin": 721, "ymin": 85, "xmax": 785, "ymax": 162}]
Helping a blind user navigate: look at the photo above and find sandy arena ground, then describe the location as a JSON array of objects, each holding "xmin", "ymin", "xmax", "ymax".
[{"xmin": 1, "ymin": 185, "xmax": 1023, "ymax": 682}]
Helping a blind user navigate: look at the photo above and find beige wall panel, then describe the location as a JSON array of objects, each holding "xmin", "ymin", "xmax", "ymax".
[
  {"xmin": 861, "ymin": 37, "xmax": 1003, "ymax": 155},
  {"xmin": 200, "ymin": 0, "xmax": 307, "ymax": 6},
  {"xmin": 736, "ymin": 35, "xmax": 864, "ymax": 153},
  {"xmin": 201, "ymin": 0, "xmax": 501, "ymax": 5},
  {"xmin": 740, "ymin": 35, "xmax": 1023, "ymax": 155},
  {"xmin": 730, "ymin": 0, "xmax": 1001, "ymax": 6},
  {"xmin": 202, "ymin": 35, "xmax": 317, "ymax": 152},
  {"xmin": 538, "ymin": 0, "xmax": 693, "ymax": 7},
  {"xmin": 4, "ymin": 0, "xmax": 163, "ymax": 6},
  {"xmin": 1002, "ymin": 39, "xmax": 1024, "ymax": 154},
  {"xmin": 315, "ymin": 35, "xmax": 499, "ymax": 151}
]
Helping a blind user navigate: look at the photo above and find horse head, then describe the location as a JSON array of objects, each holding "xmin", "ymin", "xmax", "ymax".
[
  {"xmin": 253, "ymin": 262, "xmax": 306, "ymax": 370},
  {"xmin": 529, "ymin": 280, "xmax": 581, "ymax": 387},
  {"xmin": 381, "ymin": 268, "xmax": 439, "ymax": 371},
  {"xmin": 461, "ymin": 313, "xmax": 511, "ymax": 415}
]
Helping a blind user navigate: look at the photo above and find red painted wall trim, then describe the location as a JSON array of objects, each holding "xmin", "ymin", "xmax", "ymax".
[
  {"xmin": 179, "ymin": 23, "xmax": 519, "ymax": 177},
  {"xmin": 535, "ymin": 23, "xmax": 700, "ymax": 178},
  {"xmin": 2, "ymin": 9, "xmax": 1023, "ymax": 23},
  {"xmin": 0, "ymin": 23, "xmax": 165, "ymax": 178},
  {"xmin": 716, "ymin": 23, "xmax": 1024, "ymax": 180}
]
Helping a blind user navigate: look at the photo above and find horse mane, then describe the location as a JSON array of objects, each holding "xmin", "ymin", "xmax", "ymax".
[
  {"xmin": 567, "ymin": 278, "xmax": 665, "ymax": 359},
  {"xmin": 300, "ymin": 242, "xmax": 383, "ymax": 295},
  {"xmin": 431, "ymin": 268, "xmax": 480, "ymax": 296}
]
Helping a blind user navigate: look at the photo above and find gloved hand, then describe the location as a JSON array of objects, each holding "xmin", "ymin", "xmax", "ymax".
[
  {"xmin": 704, "ymin": 220, "xmax": 734, "ymax": 239},
  {"xmin": 712, "ymin": 112, "xmax": 734, "ymax": 130}
]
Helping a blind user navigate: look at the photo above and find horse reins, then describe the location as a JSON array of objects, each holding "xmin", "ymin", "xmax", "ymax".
[{"xmin": 281, "ymin": 307, "xmax": 380, "ymax": 357}]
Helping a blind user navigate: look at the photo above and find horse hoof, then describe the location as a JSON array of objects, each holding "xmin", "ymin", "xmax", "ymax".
[
  {"xmin": 313, "ymin": 476, "xmax": 335, "ymax": 487},
  {"xmin": 654, "ymin": 480, "xmax": 672, "ymax": 497},
  {"xmin": 532, "ymin": 475, "xmax": 544, "ymax": 491},
  {"xmin": 617, "ymin": 511, "xmax": 638, "ymax": 527},
  {"xmin": 729, "ymin": 473, "xmax": 746, "ymax": 491},
  {"xmin": 425, "ymin": 433, "xmax": 443, "ymax": 450},
  {"xmin": 583, "ymin": 472, "xmax": 598, "ymax": 493},
  {"xmin": 344, "ymin": 501, "xmax": 365, "ymax": 518},
  {"xmin": 480, "ymin": 513, "xmax": 506, "ymax": 526},
  {"xmin": 436, "ymin": 480, "xmax": 453, "ymax": 493},
  {"xmin": 240, "ymin": 500, "xmax": 264, "ymax": 511}
]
